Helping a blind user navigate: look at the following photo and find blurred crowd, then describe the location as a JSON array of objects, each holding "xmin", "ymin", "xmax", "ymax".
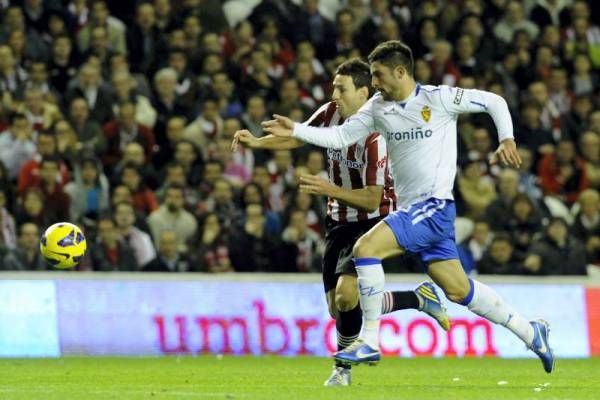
[{"xmin": 0, "ymin": 0, "xmax": 598, "ymax": 275}]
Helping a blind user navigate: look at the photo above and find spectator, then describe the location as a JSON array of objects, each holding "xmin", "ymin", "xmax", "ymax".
[
  {"xmin": 281, "ymin": 208, "xmax": 323, "ymax": 272},
  {"xmin": 126, "ymin": 2, "xmax": 168, "ymax": 75},
  {"xmin": 426, "ymin": 40, "xmax": 460, "ymax": 86},
  {"xmin": 89, "ymin": 215, "xmax": 137, "ymax": 271},
  {"xmin": 538, "ymin": 139, "xmax": 589, "ymax": 204},
  {"xmin": 32, "ymin": 156, "xmax": 71, "ymax": 223},
  {"xmin": 110, "ymin": 184, "xmax": 151, "ymax": 233},
  {"xmin": 152, "ymin": 67, "xmax": 191, "ymax": 146},
  {"xmin": 528, "ymin": 81, "xmax": 562, "ymax": 139},
  {"xmin": 119, "ymin": 162, "xmax": 158, "ymax": 215},
  {"xmin": 0, "ymin": 188, "xmax": 17, "ymax": 257},
  {"xmin": 580, "ymin": 131, "xmax": 600, "ymax": 188},
  {"xmin": 167, "ymin": 49, "xmax": 199, "ymax": 111},
  {"xmin": 48, "ymin": 35, "xmax": 78, "ymax": 94},
  {"xmin": 517, "ymin": 147, "xmax": 544, "ymax": 203},
  {"xmin": 590, "ymin": 110, "xmax": 600, "ymax": 135},
  {"xmin": 273, "ymin": 78, "xmax": 303, "ymax": 117},
  {"xmin": 564, "ymin": 16, "xmax": 600, "ymax": 68},
  {"xmin": 493, "ymin": 1, "xmax": 539, "ymax": 44},
  {"xmin": 81, "ymin": 26, "xmax": 118, "ymax": 77},
  {"xmin": 241, "ymin": 49, "xmax": 276, "ymax": 102},
  {"xmin": 172, "ymin": 140, "xmax": 204, "ymax": 187},
  {"xmin": 563, "ymin": 96, "xmax": 593, "ymax": 144},
  {"xmin": 295, "ymin": 41, "xmax": 325, "ymax": 80},
  {"xmin": 21, "ymin": 86, "xmax": 62, "ymax": 132},
  {"xmin": 478, "ymin": 233, "xmax": 523, "ymax": 275},
  {"xmin": 504, "ymin": 193, "xmax": 543, "ymax": 260},
  {"xmin": 25, "ymin": 62, "xmax": 58, "ymax": 101},
  {"xmin": 65, "ymin": 156, "xmax": 110, "ymax": 223},
  {"xmin": 65, "ymin": 62, "xmax": 114, "ymax": 124},
  {"xmin": 294, "ymin": 59, "xmax": 325, "ymax": 111},
  {"xmin": 154, "ymin": 161, "xmax": 198, "ymax": 209},
  {"xmin": 210, "ymin": 71, "xmax": 244, "ymax": 119},
  {"xmin": 457, "ymin": 160, "xmax": 497, "ymax": 219},
  {"xmin": 572, "ymin": 189, "xmax": 600, "ymax": 265},
  {"xmin": 529, "ymin": 0, "xmax": 569, "ymax": 29},
  {"xmin": 143, "ymin": 230, "xmax": 194, "ymax": 272},
  {"xmin": 14, "ymin": 187, "xmax": 49, "ymax": 227},
  {"xmin": 571, "ymin": 54, "xmax": 598, "ymax": 96},
  {"xmin": 240, "ymin": 181, "xmax": 282, "ymax": 234},
  {"xmin": 467, "ymin": 220, "xmax": 493, "ymax": 262},
  {"xmin": 198, "ymin": 178, "xmax": 240, "ymax": 231},
  {"xmin": 147, "ymin": 183, "xmax": 197, "ymax": 252},
  {"xmin": 287, "ymin": 189, "xmax": 325, "ymax": 235},
  {"xmin": 241, "ymin": 95, "xmax": 268, "ymax": 140},
  {"xmin": 0, "ymin": 112, "xmax": 36, "ymax": 180},
  {"xmin": 154, "ymin": 0, "xmax": 176, "ymax": 32},
  {"xmin": 76, "ymin": 0, "xmax": 126, "ymax": 56},
  {"xmin": 1, "ymin": 222, "xmax": 46, "ymax": 270},
  {"xmin": 524, "ymin": 217, "xmax": 587, "ymax": 275},
  {"xmin": 229, "ymin": 203, "xmax": 287, "ymax": 272},
  {"xmin": 486, "ymin": 168, "xmax": 520, "ymax": 230},
  {"xmin": 112, "ymin": 141, "xmax": 158, "ymax": 190},
  {"xmin": 515, "ymin": 101, "xmax": 554, "ymax": 156},
  {"xmin": 183, "ymin": 97, "xmax": 223, "ymax": 156},
  {"xmin": 547, "ymin": 67, "xmax": 572, "ymax": 115},
  {"xmin": 110, "ymin": 69, "xmax": 157, "ymax": 129},
  {"xmin": 114, "ymin": 201, "xmax": 156, "ymax": 269},
  {"xmin": 0, "ymin": 44, "xmax": 28, "ymax": 100},
  {"xmin": 53, "ymin": 119, "xmax": 80, "ymax": 164},
  {"xmin": 192, "ymin": 212, "xmax": 233, "ymax": 273},
  {"xmin": 17, "ymin": 130, "xmax": 70, "ymax": 195},
  {"xmin": 68, "ymin": 97, "xmax": 106, "ymax": 154},
  {"xmin": 152, "ymin": 115, "xmax": 186, "ymax": 171},
  {"xmin": 101, "ymin": 100, "xmax": 156, "ymax": 170}
]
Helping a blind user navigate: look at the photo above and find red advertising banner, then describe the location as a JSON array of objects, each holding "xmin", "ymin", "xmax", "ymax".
[{"xmin": 586, "ymin": 288, "xmax": 600, "ymax": 355}]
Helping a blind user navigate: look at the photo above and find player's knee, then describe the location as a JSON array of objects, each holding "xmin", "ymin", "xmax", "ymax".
[
  {"xmin": 445, "ymin": 285, "xmax": 471, "ymax": 304},
  {"xmin": 326, "ymin": 292, "xmax": 338, "ymax": 319},
  {"xmin": 335, "ymin": 286, "xmax": 358, "ymax": 312},
  {"xmin": 352, "ymin": 236, "xmax": 373, "ymax": 259}
]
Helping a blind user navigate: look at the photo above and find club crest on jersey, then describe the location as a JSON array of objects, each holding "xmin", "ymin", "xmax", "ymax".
[{"xmin": 421, "ymin": 105, "xmax": 431, "ymax": 123}]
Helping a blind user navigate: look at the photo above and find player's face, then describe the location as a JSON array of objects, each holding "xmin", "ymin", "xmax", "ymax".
[
  {"xmin": 370, "ymin": 61, "xmax": 398, "ymax": 101},
  {"xmin": 331, "ymin": 74, "xmax": 365, "ymax": 118}
]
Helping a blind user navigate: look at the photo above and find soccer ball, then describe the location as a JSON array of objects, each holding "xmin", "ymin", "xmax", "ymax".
[{"xmin": 40, "ymin": 222, "xmax": 87, "ymax": 269}]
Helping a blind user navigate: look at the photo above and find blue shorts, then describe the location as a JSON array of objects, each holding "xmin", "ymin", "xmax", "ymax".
[{"xmin": 383, "ymin": 198, "xmax": 459, "ymax": 265}]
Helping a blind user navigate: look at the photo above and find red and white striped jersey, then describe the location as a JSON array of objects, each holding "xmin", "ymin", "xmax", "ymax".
[{"xmin": 304, "ymin": 102, "xmax": 396, "ymax": 223}]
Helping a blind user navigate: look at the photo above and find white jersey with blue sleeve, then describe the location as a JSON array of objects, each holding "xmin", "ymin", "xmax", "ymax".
[{"xmin": 293, "ymin": 84, "xmax": 514, "ymax": 208}]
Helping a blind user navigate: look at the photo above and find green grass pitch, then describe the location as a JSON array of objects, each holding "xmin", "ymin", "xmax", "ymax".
[{"xmin": 1, "ymin": 356, "xmax": 599, "ymax": 400}]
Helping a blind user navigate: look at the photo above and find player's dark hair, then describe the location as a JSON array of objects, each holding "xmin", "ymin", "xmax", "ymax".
[
  {"xmin": 368, "ymin": 40, "xmax": 414, "ymax": 77},
  {"xmin": 335, "ymin": 58, "xmax": 374, "ymax": 97}
]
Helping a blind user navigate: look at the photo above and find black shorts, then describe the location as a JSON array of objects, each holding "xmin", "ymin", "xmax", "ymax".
[{"xmin": 322, "ymin": 217, "xmax": 382, "ymax": 292}]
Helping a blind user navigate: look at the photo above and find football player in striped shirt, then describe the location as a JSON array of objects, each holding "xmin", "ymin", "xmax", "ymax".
[
  {"xmin": 233, "ymin": 59, "xmax": 449, "ymax": 386},
  {"xmin": 263, "ymin": 41, "xmax": 554, "ymax": 374}
]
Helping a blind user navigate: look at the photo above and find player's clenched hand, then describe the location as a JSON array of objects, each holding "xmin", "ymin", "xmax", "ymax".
[
  {"xmin": 231, "ymin": 129, "xmax": 257, "ymax": 151},
  {"xmin": 262, "ymin": 114, "xmax": 294, "ymax": 137},
  {"xmin": 299, "ymin": 174, "xmax": 335, "ymax": 197},
  {"xmin": 491, "ymin": 138, "xmax": 522, "ymax": 168}
]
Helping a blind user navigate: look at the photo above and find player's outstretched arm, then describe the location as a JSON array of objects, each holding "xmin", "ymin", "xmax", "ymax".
[
  {"xmin": 231, "ymin": 129, "xmax": 304, "ymax": 152},
  {"xmin": 299, "ymin": 174, "xmax": 383, "ymax": 212},
  {"xmin": 263, "ymin": 107, "xmax": 374, "ymax": 150}
]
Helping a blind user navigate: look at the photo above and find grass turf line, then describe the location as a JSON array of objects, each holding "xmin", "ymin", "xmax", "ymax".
[{"xmin": 0, "ymin": 356, "xmax": 599, "ymax": 400}]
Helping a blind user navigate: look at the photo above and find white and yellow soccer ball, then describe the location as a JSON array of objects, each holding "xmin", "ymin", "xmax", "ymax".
[{"xmin": 40, "ymin": 222, "xmax": 87, "ymax": 269}]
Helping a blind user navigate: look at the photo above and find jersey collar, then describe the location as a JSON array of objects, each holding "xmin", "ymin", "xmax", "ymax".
[{"xmin": 398, "ymin": 83, "xmax": 420, "ymax": 109}]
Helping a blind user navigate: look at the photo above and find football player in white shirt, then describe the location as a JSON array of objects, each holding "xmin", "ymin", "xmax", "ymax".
[
  {"xmin": 263, "ymin": 41, "xmax": 554, "ymax": 374},
  {"xmin": 233, "ymin": 59, "xmax": 450, "ymax": 386}
]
